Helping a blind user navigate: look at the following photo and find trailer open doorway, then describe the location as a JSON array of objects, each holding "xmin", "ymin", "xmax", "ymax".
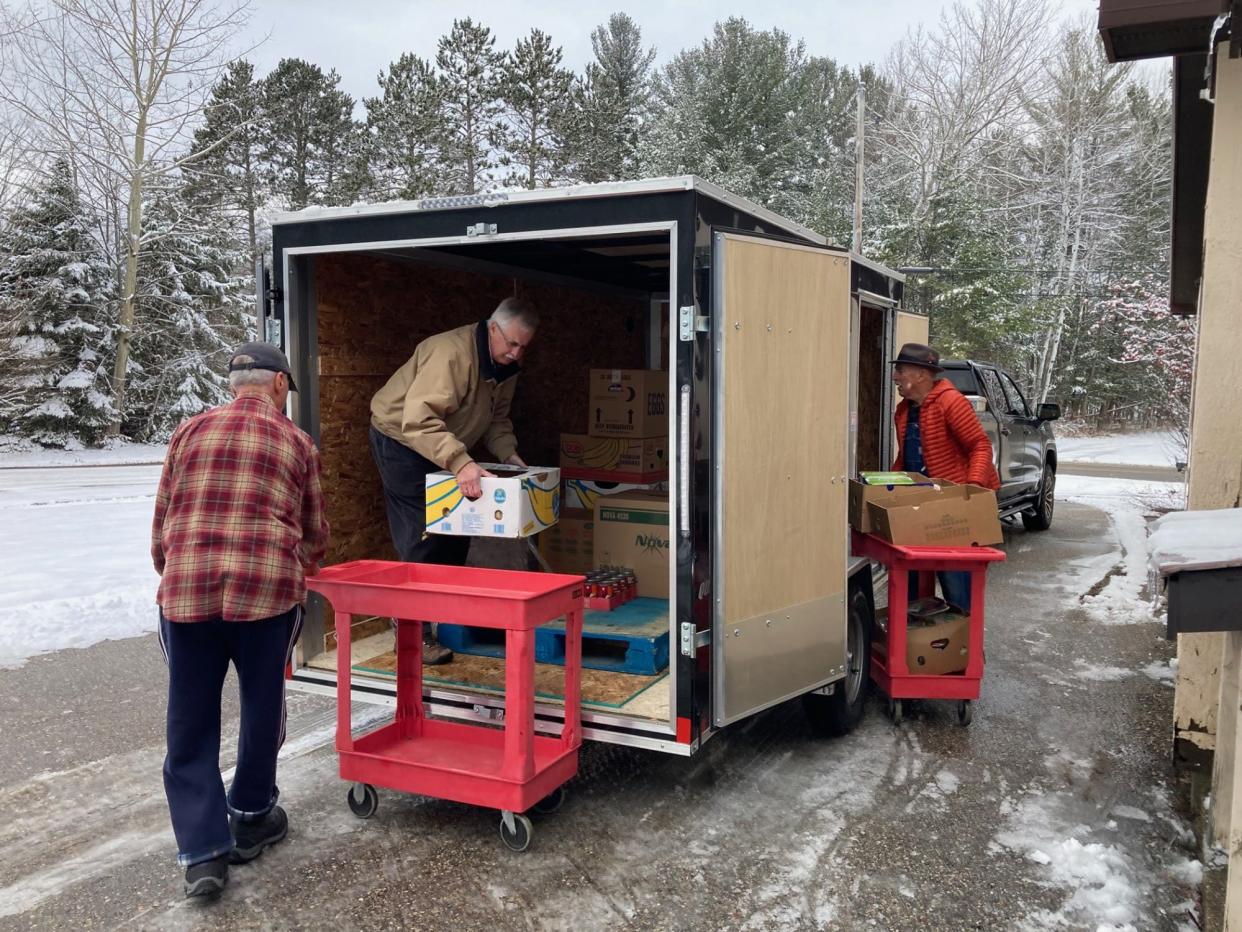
[{"xmin": 290, "ymin": 224, "xmax": 683, "ymax": 751}]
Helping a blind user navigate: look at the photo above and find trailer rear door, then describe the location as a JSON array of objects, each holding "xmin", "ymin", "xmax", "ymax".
[{"xmin": 710, "ymin": 232, "xmax": 852, "ymax": 726}]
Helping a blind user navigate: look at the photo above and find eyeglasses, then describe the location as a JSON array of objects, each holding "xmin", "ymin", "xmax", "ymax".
[{"xmin": 493, "ymin": 319, "xmax": 531, "ymax": 353}]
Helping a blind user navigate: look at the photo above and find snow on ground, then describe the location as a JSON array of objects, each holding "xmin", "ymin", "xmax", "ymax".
[
  {"xmin": 1057, "ymin": 430, "xmax": 1182, "ymax": 467},
  {"xmin": 1057, "ymin": 473, "xmax": 1183, "ymax": 626},
  {"xmin": 0, "ymin": 436, "xmax": 166, "ymax": 468},
  {"xmin": 0, "ymin": 464, "xmax": 162, "ymax": 668},
  {"xmin": 987, "ymin": 475, "xmax": 1199, "ymax": 931}
]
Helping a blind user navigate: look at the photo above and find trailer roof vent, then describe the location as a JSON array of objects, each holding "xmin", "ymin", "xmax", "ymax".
[{"xmin": 416, "ymin": 193, "xmax": 510, "ymax": 211}]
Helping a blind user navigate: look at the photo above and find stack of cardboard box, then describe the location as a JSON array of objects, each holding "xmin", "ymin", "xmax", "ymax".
[{"xmin": 541, "ymin": 369, "xmax": 669, "ymax": 597}]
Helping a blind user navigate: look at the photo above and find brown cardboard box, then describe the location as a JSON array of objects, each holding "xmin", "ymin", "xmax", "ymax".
[
  {"xmin": 865, "ymin": 484, "xmax": 1003, "ymax": 547},
  {"xmin": 592, "ymin": 491, "xmax": 669, "ymax": 598},
  {"xmin": 559, "ymin": 432, "xmax": 668, "ymax": 482},
  {"xmin": 848, "ymin": 474, "xmax": 956, "ymax": 533},
  {"xmin": 538, "ymin": 507, "xmax": 595, "ymax": 575},
  {"xmin": 906, "ymin": 615, "xmax": 970, "ymax": 674},
  {"xmin": 588, "ymin": 369, "xmax": 668, "ymax": 438}
]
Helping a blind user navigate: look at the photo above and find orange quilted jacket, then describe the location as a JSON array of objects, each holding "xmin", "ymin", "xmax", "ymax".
[{"xmin": 893, "ymin": 379, "xmax": 1000, "ymax": 489}]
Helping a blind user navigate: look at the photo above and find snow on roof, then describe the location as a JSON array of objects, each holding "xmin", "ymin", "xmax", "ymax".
[
  {"xmin": 1148, "ymin": 508, "xmax": 1242, "ymax": 577},
  {"xmin": 269, "ymin": 175, "xmax": 831, "ymax": 248}
]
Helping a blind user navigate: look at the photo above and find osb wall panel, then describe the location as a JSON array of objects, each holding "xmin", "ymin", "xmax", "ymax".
[{"xmin": 315, "ymin": 251, "xmax": 647, "ymax": 630}]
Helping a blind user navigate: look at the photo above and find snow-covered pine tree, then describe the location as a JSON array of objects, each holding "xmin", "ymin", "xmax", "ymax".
[
  {"xmin": 364, "ymin": 54, "xmax": 447, "ymax": 200},
  {"xmin": 436, "ymin": 19, "xmax": 504, "ymax": 194},
  {"xmin": 496, "ymin": 29, "xmax": 575, "ymax": 189},
  {"xmin": 0, "ymin": 159, "xmax": 114, "ymax": 447},
  {"xmin": 183, "ymin": 60, "xmax": 267, "ymax": 267},
  {"xmin": 569, "ymin": 14, "xmax": 656, "ymax": 183},
  {"xmin": 641, "ymin": 19, "xmax": 814, "ymax": 209},
  {"xmin": 125, "ymin": 180, "xmax": 251, "ymax": 440},
  {"xmin": 260, "ymin": 59, "xmax": 363, "ymax": 210}
]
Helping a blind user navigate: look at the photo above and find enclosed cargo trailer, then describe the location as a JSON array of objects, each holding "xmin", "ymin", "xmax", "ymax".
[{"xmin": 269, "ymin": 177, "xmax": 908, "ymax": 756}]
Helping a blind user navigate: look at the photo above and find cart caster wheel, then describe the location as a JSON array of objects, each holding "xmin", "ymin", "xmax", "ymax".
[
  {"xmin": 957, "ymin": 700, "xmax": 973, "ymax": 727},
  {"xmin": 500, "ymin": 812, "xmax": 533, "ymax": 852},
  {"xmin": 347, "ymin": 782, "xmax": 378, "ymax": 819},
  {"xmin": 531, "ymin": 786, "xmax": 566, "ymax": 815},
  {"xmin": 888, "ymin": 698, "xmax": 904, "ymax": 726}
]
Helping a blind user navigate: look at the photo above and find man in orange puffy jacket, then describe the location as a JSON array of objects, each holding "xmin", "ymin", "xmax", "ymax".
[{"xmin": 891, "ymin": 342, "xmax": 999, "ymax": 610}]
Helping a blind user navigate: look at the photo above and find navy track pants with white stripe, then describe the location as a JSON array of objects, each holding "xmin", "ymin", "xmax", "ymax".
[{"xmin": 159, "ymin": 606, "xmax": 303, "ymax": 866}]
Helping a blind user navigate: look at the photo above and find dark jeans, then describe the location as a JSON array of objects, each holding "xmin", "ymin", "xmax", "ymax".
[
  {"xmin": 368, "ymin": 426, "xmax": 470, "ymax": 567},
  {"xmin": 908, "ymin": 570, "xmax": 973, "ymax": 613},
  {"xmin": 160, "ymin": 606, "xmax": 302, "ymax": 866}
]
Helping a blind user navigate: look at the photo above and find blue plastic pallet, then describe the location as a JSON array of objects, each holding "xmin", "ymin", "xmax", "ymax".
[{"xmin": 437, "ymin": 597, "xmax": 669, "ymax": 675}]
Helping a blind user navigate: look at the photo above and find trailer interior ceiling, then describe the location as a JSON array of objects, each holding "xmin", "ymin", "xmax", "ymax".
[{"xmin": 302, "ymin": 230, "xmax": 674, "ymax": 725}]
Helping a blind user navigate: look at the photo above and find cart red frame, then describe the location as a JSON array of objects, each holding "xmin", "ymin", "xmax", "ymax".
[{"xmin": 307, "ymin": 561, "xmax": 586, "ymax": 818}]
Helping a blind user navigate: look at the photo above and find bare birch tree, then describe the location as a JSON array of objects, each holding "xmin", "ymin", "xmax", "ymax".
[
  {"xmin": 871, "ymin": 0, "xmax": 1053, "ymax": 233},
  {"xmin": 0, "ymin": 0, "xmax": 251, "ymax": 435}
]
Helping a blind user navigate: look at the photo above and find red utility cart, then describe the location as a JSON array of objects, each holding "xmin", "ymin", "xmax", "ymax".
[
  {"xmin": 306, "ymin": 560, "xmax": 585, "ymax": 851},
  {"xmin": 851, "ymin": 531, "xmax": 1005, "ymax": 726}
]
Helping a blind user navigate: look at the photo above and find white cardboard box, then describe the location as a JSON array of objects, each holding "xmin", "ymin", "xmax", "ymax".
[{"xmin": 424, "ymin": 465, "xmax": 561, "ymax": 538}]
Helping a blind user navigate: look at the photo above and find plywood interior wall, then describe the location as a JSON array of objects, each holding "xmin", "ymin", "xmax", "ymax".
[{"xmin": 315, "ymin": 251, "xmax": 648, "ymax": 632}]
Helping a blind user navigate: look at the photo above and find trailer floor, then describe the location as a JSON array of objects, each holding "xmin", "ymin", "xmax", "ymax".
[{"xmin": 306, "ymin": 629, "xmax": 671, "ymax": 720}]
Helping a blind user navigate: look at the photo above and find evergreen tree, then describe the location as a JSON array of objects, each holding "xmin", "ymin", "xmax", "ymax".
[
  {"xmin": 183, "ymin": 60, "xmax": 266, "ymax": 266},
  {"xmin": 261, "ymin": 59, "xmax": 362, "ymax": 209},
  {"xmin": 126, "ymin": 181, "xmax": 251, "ymax": 440},
  {"xmin": 570, "ymin": 13, "xmax": 656, "ymax": 182},
  {"xmin": 436, "ymin": 19, "xmax": 504, "ymax": 194},
  {"xmin": 641, "ymin": 19, "xmax": 816, "ymax": 209},
  {"xmin": 364, "ymin": 54, "xmax": 447, "ymax": 200},
  {"xmin": 0, "ymin": 160, "xmax": 114, "ymax": 446},
  {"xmin": 497, "ymin": 29, "xmax": 575, "ymax": 188}
]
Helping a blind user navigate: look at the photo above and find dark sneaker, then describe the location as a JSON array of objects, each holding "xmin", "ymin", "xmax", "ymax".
[
  {"xmin": 184, "ymin": 855, "xmax": 229, "ymax": 898},
  {"xmin": 422, "ymin": 642, "xmax": 454, "ymax": 665},
  {"xmin": 229, "ymin": 805, "xmax": 288, "ymax": 864}
]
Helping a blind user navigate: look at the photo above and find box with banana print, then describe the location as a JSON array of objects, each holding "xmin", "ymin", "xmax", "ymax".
[
  {"xmin": 424, "ymin": 465, "xmax": 560, "ymax": 539},
  {"xmin": 559, "ymin": 432, "xmax": 667, "ymax": 483}
]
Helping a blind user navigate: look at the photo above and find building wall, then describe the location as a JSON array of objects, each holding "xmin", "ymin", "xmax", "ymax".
[{"xmin": 1183, "ymin": 46, "xmax": 1242, "ymax": 931}]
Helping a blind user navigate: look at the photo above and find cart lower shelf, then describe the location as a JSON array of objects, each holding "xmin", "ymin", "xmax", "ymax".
[{"xmin": 343, "ymin": 717, "xmax": 579, "ymax": 814}]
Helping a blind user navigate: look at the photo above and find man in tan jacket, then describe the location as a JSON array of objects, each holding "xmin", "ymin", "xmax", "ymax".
[{"xmin": 369, "ymin": 297, "xmax": 538, "ymax": 663}]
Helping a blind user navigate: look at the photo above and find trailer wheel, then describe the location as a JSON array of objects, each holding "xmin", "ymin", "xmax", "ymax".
[
  {"xmin": 500, "ymin": 812, "xmax": 533, "ymax": 852},
  {"xmin": 531, "ymin": 786, "xmax": 566, "ymax": 815},
  {"xmin": 801, "ymin": 589, "xmax": 872, "ymax": 736},
  {"xmin": 347, "ymin": 782, "xmax": 378, "ymax": 819}
]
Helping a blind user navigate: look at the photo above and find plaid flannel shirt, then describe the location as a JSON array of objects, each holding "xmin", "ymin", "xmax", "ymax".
[{"xmin": 152, "ymin": 393, "xmax": 330, "ymax": 622}]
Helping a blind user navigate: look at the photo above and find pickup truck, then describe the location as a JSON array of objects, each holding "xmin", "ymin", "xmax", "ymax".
[{"xmin": 939, "ymin": 359, "xmax": 1060, "ymax": 531}]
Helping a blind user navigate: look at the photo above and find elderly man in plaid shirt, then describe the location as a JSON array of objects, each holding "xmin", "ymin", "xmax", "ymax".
[{"xmin": 152, "ymin": 341, "xmax": 330, "ymax": 898}]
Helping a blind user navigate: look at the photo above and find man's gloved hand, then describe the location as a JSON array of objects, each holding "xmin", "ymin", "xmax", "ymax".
[{"xmin": 455, "ymin": 461, "xmax": 495, "ymax": 500}]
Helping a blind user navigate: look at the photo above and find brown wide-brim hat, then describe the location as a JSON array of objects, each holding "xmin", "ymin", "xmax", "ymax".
[{"xmin": 890, "ymin": 342, "xmax": 943, "ymax": 373}]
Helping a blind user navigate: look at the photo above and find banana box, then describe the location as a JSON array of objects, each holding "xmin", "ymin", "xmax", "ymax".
[
  {"xmin": 563, "ymin": 477, "xmax": 664, "ymax": 512},
  {"xmin": 425, "ymin": 465, "xmax": 560, "ymax": 538},
  {"xmin": 559, "ymin": 432, "xmax": 668, "ymax": 483}
]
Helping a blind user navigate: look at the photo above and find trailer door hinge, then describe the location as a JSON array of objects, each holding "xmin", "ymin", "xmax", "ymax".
[
  {"xmin": 679, "ymin": 306, "xmax": 709, "ymax": 341},
  {"xmin": 466, "ymin": 222, "xmax": 497, "ymax": 237},
  {"xmin": 679, "ymin": 622, "xmax": 711, "ymax": 657}
]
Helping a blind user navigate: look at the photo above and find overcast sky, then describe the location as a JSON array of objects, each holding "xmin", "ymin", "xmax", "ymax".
[{"xmin": 237, "ymin": 0, "xmax": 1105, "ymax": 106}]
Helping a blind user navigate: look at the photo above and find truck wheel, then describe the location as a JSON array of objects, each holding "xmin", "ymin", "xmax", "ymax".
[
  {"xmin": 801, "ymin": 589, "xmax": 872, "ymax": 736},
  {"xmin": 1022, "ymin": 463, "xmax": 1055, "ymax": 531}
]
